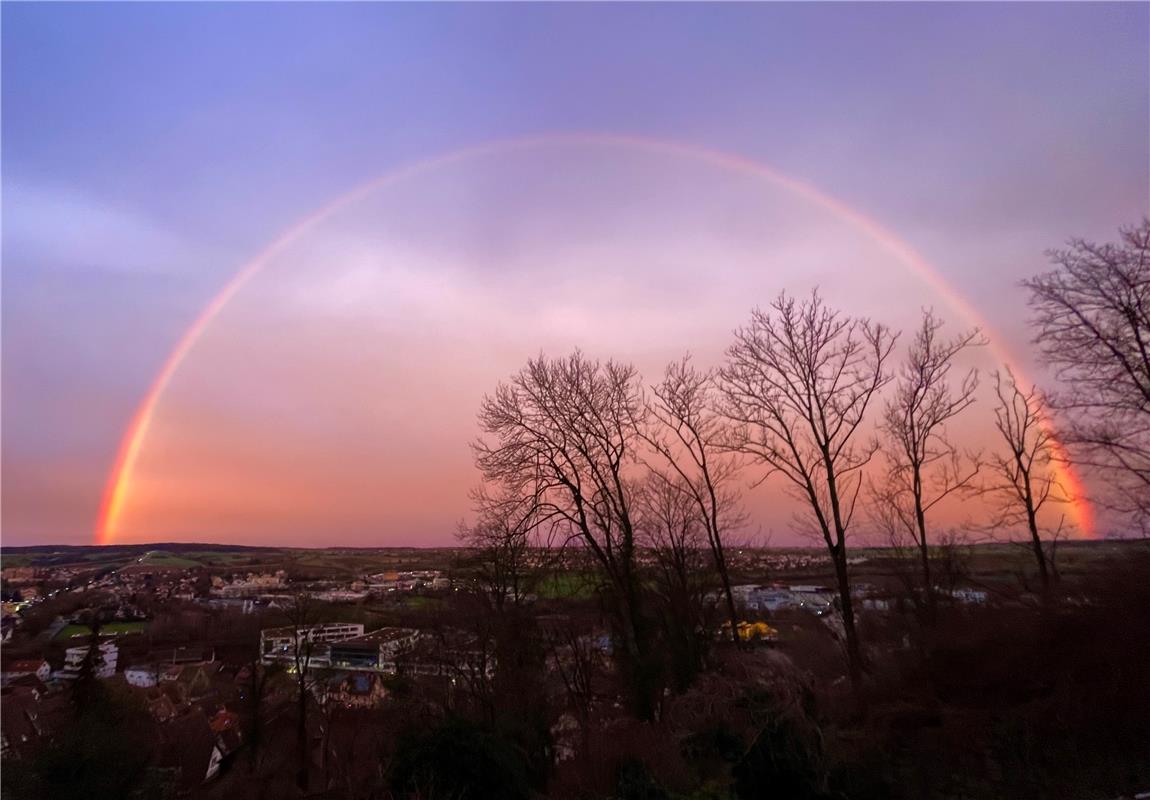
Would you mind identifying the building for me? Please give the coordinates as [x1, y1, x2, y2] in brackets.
[328, 627, 420, 673]
[1, 659, 50, 686]
[125, 664, 159, 688]
[310, 589, 370, 603]
[57, 642, 118, 680]
[156, 710, 224, 791]
[947, 587, 989, 605]
[316, 671, 390, 708]
[1, 687, 69, 760]
[730, 584, 836, 615]
[259, 622, 365, 666]
[216, 571, 287, 597]
[0, 568, 40, 584]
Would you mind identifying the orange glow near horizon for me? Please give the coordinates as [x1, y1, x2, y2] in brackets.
[95, 133, 1096, 545]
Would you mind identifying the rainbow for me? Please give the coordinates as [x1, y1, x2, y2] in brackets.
[95, 133, 1095, 544]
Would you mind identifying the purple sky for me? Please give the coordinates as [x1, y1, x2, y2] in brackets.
[2, 3, 1147, 547]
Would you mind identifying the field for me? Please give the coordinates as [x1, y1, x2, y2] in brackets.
[54, 621, 148, 641]
[537, 571, 597, 600]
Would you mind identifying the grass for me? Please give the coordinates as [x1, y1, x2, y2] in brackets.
[54, 621, 148, 640]
[537, 571, 597, 600]
[404, 595, 443, 610]
[136, 552, 202, 568]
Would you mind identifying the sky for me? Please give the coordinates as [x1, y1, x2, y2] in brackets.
[2, 2, 1148, 548]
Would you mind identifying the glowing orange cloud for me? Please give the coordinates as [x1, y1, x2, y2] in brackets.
[96, 133, 1094, 544]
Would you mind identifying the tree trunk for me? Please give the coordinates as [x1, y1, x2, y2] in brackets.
[918, 536, 936, 621]
[712, 536, 743, 646]
[296, 679, 309, 791]
[614, 578, 655, 721]
[831, 548, 864, 695]
[1027, 508, 1050, 592]
[913, 467, 937, 622]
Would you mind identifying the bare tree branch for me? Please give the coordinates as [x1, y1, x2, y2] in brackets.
[1024, 219, 1150, 530]
[871, 309, 985, 619]
[643, 355, 746, 645]
[717, 290, 896, 692]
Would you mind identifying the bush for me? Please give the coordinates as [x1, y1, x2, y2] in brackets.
[388, 717, 531, 800]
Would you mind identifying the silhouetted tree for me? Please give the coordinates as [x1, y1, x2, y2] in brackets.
[1024, 220, 1150, 531]
[644, 356, 745, 645]
[987, 369, 1068, 592]
[283, 588, 321, 791]
[636, 476, 710, 692]
[873, 310, 984, 620]
[8, 686, 159, 800]
[69, 613, 106, 714]
[459, 483, 551, 614]
[389, 718, 532, 800]
[240, 651, 283, 774]
[719, 291, 896, 692]
[457, 486, 556, 781]
[474, 352, 660, 719]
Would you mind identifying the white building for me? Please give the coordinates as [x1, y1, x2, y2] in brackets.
[259, 622, 365, 667]
[730, 584, 836, 615]
[124, 664, 159, 687]
[327, 628, 421, 673]
[58, 642, 118, 680]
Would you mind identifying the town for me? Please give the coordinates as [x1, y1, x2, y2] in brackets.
[1, 539, 1144, 798]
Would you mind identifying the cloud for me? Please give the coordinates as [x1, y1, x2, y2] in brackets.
[3, 182, 214, 274]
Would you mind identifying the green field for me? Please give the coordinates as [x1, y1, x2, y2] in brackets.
[54, 621, 148, 640]
[404, 595, 444, 610]
[136, 552, 203, 568]
[537, 571, 598, 600]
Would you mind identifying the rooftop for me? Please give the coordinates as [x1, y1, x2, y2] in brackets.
[336, 627, 419, 645]
[260, 621, 363, 637]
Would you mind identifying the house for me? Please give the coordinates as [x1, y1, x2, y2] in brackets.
[163, 645, 216, 665]
[157, 710, 224, 791]
[0, 687, 68, 760]
[215, 570, 286, 597]
[1, 659, 50, 686]
[145, 685, 182, 723]
[4, 674, 48, 698]
[161, 662, 222, 703]
[125, 664, 159, 688]
[0, 567, 40, 583]
[208, 708, 240, 736]
[947, 587, 990, 605]
[316, 671, 390, 708]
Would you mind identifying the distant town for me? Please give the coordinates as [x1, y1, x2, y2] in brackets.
[1, 538, 1142, 797]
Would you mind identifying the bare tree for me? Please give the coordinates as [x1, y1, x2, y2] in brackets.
[1023, 220, 1150, 531]
[987, 369, 1068, 593]
[636, 475, 711, 691]
[644, 356, 745, 645]
[283, 588, 321, 791]
[239, 636, 283, 774]
[873, 310, 984, 619]
[458, 483, 551, 615]
[473, 352, 658, 719]
[718, 291, 896, 691]
[542, 617, 602, 757]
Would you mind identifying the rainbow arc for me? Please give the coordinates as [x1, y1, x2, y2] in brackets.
[96, 133, 1094, 544]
